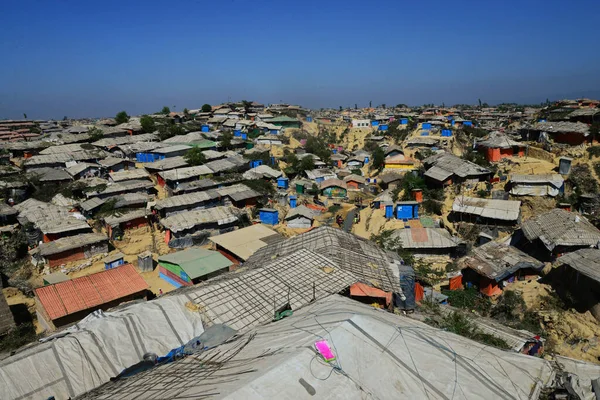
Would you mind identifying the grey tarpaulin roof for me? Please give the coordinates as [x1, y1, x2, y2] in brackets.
[160, 206, 241, 232]
[215, 183, 260, 202]
[510, 174, 564, 186]
[559, 248, 600, 283]
[209, 224, 283, 261]
[151, 145, 192, 154]
[143, 156, 188, 172]
[28, 167, 72, 182]
[285, 204, 316, 221]
[104, 209, 148, 227]
[39, 144, 88, 154]
[242, 165, 282, 180]
[24, 150, 108, 166]
[78, 295, 557, 400]
[461, 240, 544, 281]
[424, 165, 453, 182]
[98, 157, 132, 168]
[477, 132, 524, 149]
[243, 226, 402, 292]
[65, 163, 99, 177]
[392, 228, 462, 250]
[158, 165, 213, 181]
[423, 152, 491, 179]
[87, 180, 154, 197]
[533, 121, 590, 135]
[109, 169, 150, 182]
[452, 196, 521, 221]
[14, 198, 90, 234]
[522, 209, 600, 251]
[0, 203, 17, 217]
[204, 156, 245, 173]
[153, 190, 220, 211]
[38, 233, 107, 256]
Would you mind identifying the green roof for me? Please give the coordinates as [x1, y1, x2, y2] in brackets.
[158, 248, 231, 279]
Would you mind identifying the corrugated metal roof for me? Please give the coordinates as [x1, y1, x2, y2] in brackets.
[152, 144, 192, 154]
[35, 264, 148, 320]
[216, 183, 260, 202]
[452, 196, 521, 221]
[24, 150, 108, 166]
[109, 169, 150, 182]
[522, 209, 600, 251]
[392, 228, 462, 249]
[154, 190, 219, 211]
[559, 248, 600, 283]
[158, 165, 213, 181]
[39, 144, 87, 154]
[38, 233, 108, 256]
[160, 206, 241, 232]
[104, 209, 148, 227]
[143, 156, 188, 172]
[320, 178, 347, 190]
[423, 152, 490, 179]
[460, 241, 544, 281]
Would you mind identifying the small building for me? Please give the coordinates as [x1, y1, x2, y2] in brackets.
[28, 167, 73, 184]
[109, 168, 151, 183]
[103, 252, 125, 269]
[150, 145, 192, 160]
[378, 173, 404, 189]
[137, 250, 154, 272]
[508, 174, 564, 197]
[65, 163, 101, 180]
[424, 152, 491, 185]
[343, 174, 366, 189]
[143, 156, 189, 175]
[477, 132, 526, 162]
[384, 145, 404, 158]
[305, 168, 337, 184]
[35, 233, 109, 268]
[160, 206, 242, 246]
[320, 178, 347, 198]
[35, 264, 148, 331]
[351, 119, 371, 128]
[259, 208, 279, 225]
[98, 157, 136, 172]
[285, 205, 315, 229]
[520, 209, 600, 260]
[451, 196, 521, 226]
[209, 224, 283, 264]
[391, 228, 464, 257]
[268, 116, 302, 129]
[158, 248, 233, 288]
[525, 121, 590, 145]
[0, 203, 18, 234]
[556, 249, 600, 321]
[395, 201, 419, 220]
[153, 191, 220, 218]
[277, 176, 289, 189]
[384, 154, 416, 171]
[157, 165, 213, 193]
[460, 241, 544, 297]
[243, 165, 282, 181]
[104, 209, 149, 240]
[217, 184, 262, 208]
[559, 157, 573, 175]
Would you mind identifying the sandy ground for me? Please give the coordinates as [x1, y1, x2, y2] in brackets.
[507, 279, 600, 363]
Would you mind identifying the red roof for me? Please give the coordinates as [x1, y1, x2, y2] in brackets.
[36, 264, 148, 320]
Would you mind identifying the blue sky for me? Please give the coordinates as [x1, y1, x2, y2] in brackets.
[1, 0, 599, 119]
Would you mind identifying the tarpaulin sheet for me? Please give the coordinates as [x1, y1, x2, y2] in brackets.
[350, 282, 392, 306]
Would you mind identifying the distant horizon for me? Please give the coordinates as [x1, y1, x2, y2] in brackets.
[2, 0, 599, 120]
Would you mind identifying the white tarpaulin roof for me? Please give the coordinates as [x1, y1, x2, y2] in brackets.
[79, 296, 558, 400]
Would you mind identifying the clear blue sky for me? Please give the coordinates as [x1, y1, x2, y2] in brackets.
[1, 0, 599, 119]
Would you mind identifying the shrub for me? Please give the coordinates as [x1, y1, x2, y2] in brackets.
[443, 288, 493, 316]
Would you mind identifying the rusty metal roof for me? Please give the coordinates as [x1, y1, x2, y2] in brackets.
[35, 264, 148, 321]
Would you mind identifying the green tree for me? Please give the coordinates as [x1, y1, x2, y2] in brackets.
[88, 127, 104, 142]
[161, 106, 171, 114]
[183, 108, 189, 115]
[23, 113, 27, 119]
[201, 104, 212, 113]
[339, 106, 342, 111]
[220, 131, 233, 150]
[184, 147, 207, 166]
[299, 156, 315, 171]
[241, 100, 252, 112]
[140, 115, 156, 133]
[115, 111, 129, 124]
[371, 147, 385, 170]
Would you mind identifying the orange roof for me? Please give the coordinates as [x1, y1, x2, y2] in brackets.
[36, 264, 148, 320]
[350, 282, 392, 306]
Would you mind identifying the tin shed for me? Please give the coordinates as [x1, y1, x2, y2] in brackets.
[259, 208, 279, 225]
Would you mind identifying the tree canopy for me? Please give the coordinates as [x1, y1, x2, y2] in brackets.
[220, 131, 234, 150]
[161, 106, 171, 114]
[184, 147, 207, 166]
[115, 111, 129, 124]
[201, 104, 212, 113]
[140, 115, 156, 133]
[371, 147, 385, 170]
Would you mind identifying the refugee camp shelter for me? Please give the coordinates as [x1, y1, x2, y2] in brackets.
[451, 196, 521, 225]
[42, 271, 70, 286]
[284, 205, 315, 229]
[395, 201, 419, 220]
[209, 224, 283, 264]
[153, 191, 220, 217]
[75, 295, 559, 400]
[158, 248, 233, 287]
[460, 241, 544, 296]
[508, 174, 564, 197]
[391, 227, 463, 256]
[34, 233, 108, 268]
[477, 132, 526, 162]
[259, 208, 279, 225]
[556, 249, 600, 321]
[35, 264, 148, 330]
[137, 250, 154, 272]
[423, 152, 491, 185]
[343, 174, 366, 189]
[520, 209, 600, 259]
[243, 226, 402, 293]
[320, 178, 347, 198]
[104, 209, 148, 240]
[160, 206, 241, 245]
[528, 121, 590, 145]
